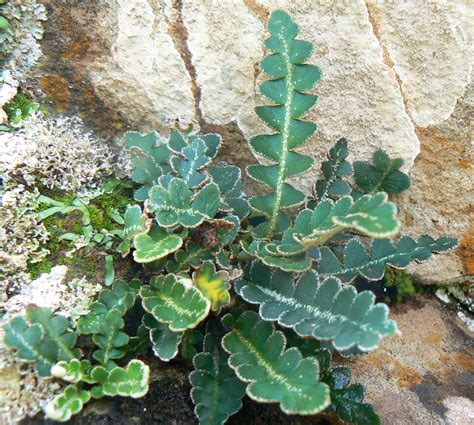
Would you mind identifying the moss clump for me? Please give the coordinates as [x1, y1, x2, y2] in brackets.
[26, 259, 54, 280]
[383, 268, 419, 304]
[28, 184, 134, 282]
[88, 185, 134, 231]
[3, 92, 46, 125]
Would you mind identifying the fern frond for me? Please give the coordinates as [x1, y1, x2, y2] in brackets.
[248, 10, 321, 237]
[190, 332, 245, 425]
[222, 309, 330, 414]
[235, 262, 398, 353]
[315, 235, 458, 282]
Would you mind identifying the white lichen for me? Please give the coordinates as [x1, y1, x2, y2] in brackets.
[0, 112, 113, 420]
[0, 70, 19, 124]
[5, 266, 102, 321]
[0, 0, 47, 78]
[0, 112, 115, 192]
[0, 185, 49, 309]
[0, 338, 61, 425]
[0, 263, 101, 423]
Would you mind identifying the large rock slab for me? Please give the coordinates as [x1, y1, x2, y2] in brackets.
[28, 0, 472, 283]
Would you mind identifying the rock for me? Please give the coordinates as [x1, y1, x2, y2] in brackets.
[400, 85, 473, 283]
[343, 294, 474, 424]
[365, 0, 473, 127]
[4, 265, 101, 318]
[27, 0, 472, 283]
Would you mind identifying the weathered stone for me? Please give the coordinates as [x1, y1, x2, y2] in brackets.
[28, 0, 473, 283]
[366, 0, 473, 127]
[182, 0, 264, 126]
[90, 0, 195, 131]
[343, 295, 474, 424]
[400, 85, 473, 283]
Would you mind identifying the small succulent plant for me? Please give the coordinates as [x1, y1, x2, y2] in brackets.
[4, 10, 457, 424]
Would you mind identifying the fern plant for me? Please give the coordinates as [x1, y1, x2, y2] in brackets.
[3, 10, 458, 424]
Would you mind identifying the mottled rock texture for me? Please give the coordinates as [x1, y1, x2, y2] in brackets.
[344, 295, 474, 425]
[30, 0, 472, 284]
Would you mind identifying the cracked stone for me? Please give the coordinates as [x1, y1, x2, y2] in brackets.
[89, 0, 195, 132]
[366, 0, 473, 127]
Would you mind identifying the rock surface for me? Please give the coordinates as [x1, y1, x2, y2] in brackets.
[27, 0, 473, 284]
[344, 294, 474, 424]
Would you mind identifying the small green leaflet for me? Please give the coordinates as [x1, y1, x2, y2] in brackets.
[314, 138, 352, 200]
[90, 359, 150, 399]
[125, 131, 171, 201]
[166, 240, 212, 273]
[51, 359, 92, 384]
[123, 205, 147, 240]
[76, 280, 137, 334]
[354, 149, 410, 195]
[242, 240, 312, 273]
[4, 308, 79, 377]
[148, 178, 220, 228]
[207, 162, 250, 219]
[222, 309, 330, 415]
[76, 280, 138, 367]
[133, 226, 183, 263]
[235, 262, 399, 353]
[104, 255, 115, 286]
[190, 332, 245, 425]
[171, 138, 212, 188]
[44, 385, 91, 422]
[140, 274, 211, 332]
[143, 313, 182, 362]
[294, 192, 400, 246]
[324, 366, 380, 425]
[169, 130, 222, 159]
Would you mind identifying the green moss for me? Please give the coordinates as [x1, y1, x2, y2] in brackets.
[3, 92, 47, 125]
[88, 205, 108, 229]
[27, 259, 54, 280]
[383, 268, 419, 304]
[29, 182, 135, 282]
[88, 185, 134, 231]
[37, 188, 76, 209]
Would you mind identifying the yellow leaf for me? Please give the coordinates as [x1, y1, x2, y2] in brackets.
[193, 261, 230, 310]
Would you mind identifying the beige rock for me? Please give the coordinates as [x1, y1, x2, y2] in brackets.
[366, 0, 473, 127]
[182, 0, 264, 126]
[89, 0, 195, 131]
[444, 396, 474, 425]
[400, 84, 473, 283]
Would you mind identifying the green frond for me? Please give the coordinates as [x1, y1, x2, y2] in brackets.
[222, 309, 330, 414]
[248, 10, 321, 237]
[190, 333, 245, 425]
[235, 262, 399, 353]
[315, 235, 459, 282]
